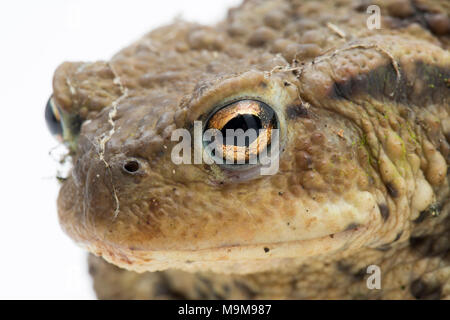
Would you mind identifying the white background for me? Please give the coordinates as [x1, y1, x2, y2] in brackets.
[0, 0, 240, 299]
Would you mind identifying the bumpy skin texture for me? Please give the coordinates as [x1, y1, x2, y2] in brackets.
[52, 0, 450, 299]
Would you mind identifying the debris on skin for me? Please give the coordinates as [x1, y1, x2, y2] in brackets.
[65, 77, 76, 96]
[378, 203, 390, 221]
[326, 22, 346, 39]
[48, 144, 72, 182]
[414, 203, 442, 223]
[97, 63, 129, 219]
[333, 129, 345, 139]
[301, 43, 402, 97]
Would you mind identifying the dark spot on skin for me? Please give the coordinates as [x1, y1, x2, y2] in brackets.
[234, 281, 257, 299]
[198, 276, 213, 289]
[336, 261, 352, 274]
[414, 210, 429, 224]
[88, 263, 97, 277]
[344, 223, 359, 231]
[424, 13, 450, 36]
[410, 279, 442, 300]
[264, 247, 270, 253]
[414, 203, 442, 223]
[386, 0, 450, 36]
[410, 231, 450, 258]
[354, 0, 371, 12]
[375, 244, 391, 252]
[378, 203, 390, 221]
[194, 285, 210, 299]
[278, 191, 284, 196]
[409, 236, 428, 253]
[259, 81, 267, 88]
[289, 278, 297, 293]
[153, 280, 170, 297]
[286, 103, 309, 119]
[154, 277, 185, 299]
[150, 272, 189, 299]
[385, 182, 398, 198]
[197, 276, 226, 300]
[376, 230, 404, 250]
[222, 284, 231, 295]
[329, 61, 450, 106]
[394, 231, 403, 242]
[382, 11, 424, 29]
[353, 268, 366, 281]
[337, 261, 366, 281]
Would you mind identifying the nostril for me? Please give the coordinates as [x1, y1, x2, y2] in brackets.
[123, 160, 140, 173]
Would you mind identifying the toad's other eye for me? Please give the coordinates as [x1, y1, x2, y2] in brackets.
[45, 95, 63, 141]
[204, 99, 278, 165]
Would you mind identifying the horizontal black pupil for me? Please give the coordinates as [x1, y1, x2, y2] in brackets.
[221, 114, 262, 147]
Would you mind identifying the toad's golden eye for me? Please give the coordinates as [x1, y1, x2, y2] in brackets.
[204, 99, 278, 164]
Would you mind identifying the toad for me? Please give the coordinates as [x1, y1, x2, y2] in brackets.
[46, 0, 450, 299]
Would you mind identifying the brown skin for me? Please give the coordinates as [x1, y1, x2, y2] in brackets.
[50, 0, 450, 299]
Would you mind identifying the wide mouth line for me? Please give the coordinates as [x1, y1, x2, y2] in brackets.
[107, 224, 366, 255]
